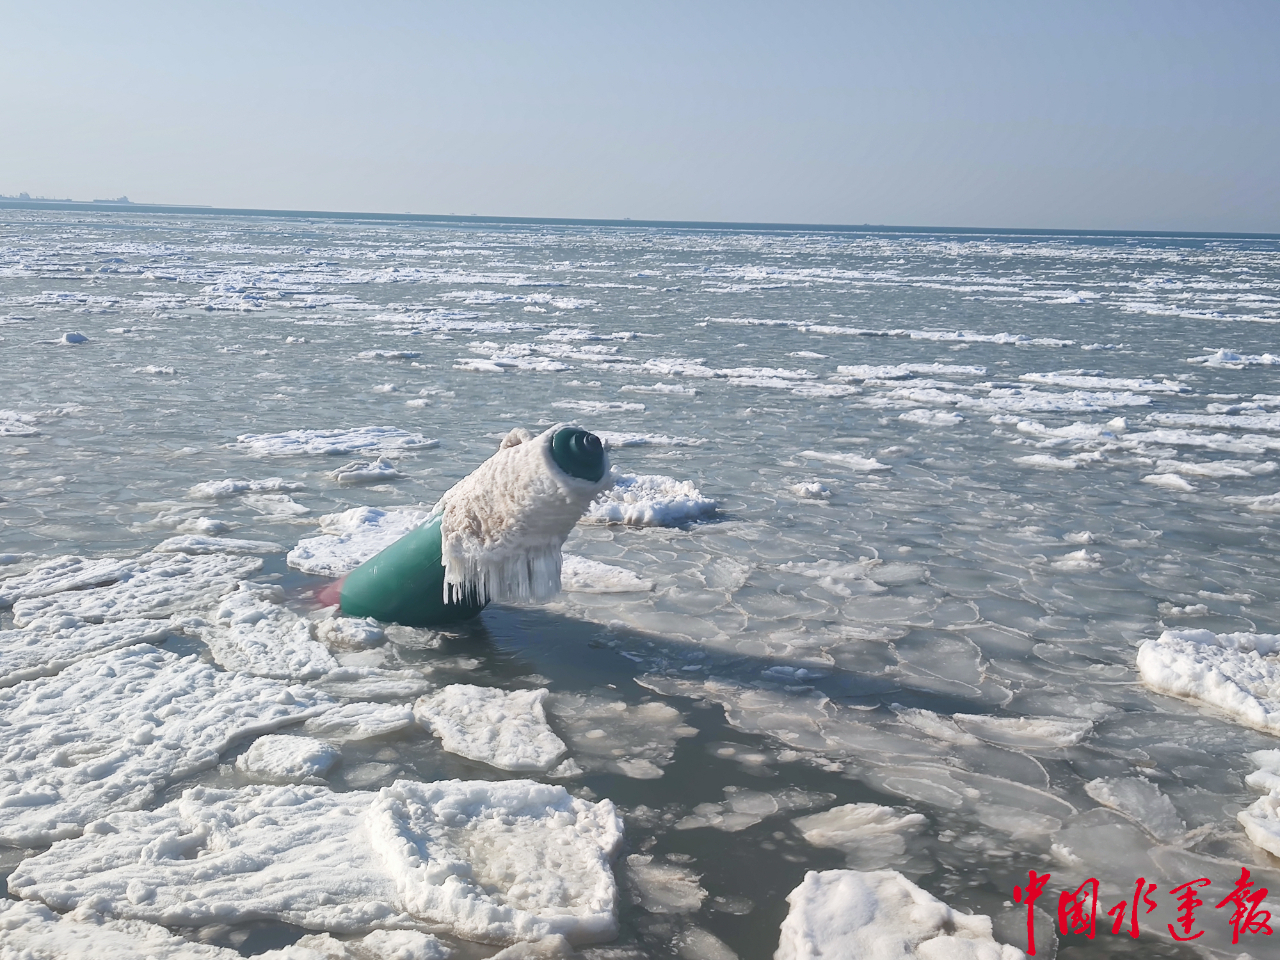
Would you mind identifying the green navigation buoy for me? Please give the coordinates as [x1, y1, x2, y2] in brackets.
[332, 426, 609, 627]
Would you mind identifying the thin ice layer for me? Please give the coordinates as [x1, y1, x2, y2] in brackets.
[775, 869, 1025, 960]
[0, 615, 172, 687]
[560, 555, 654, 594]
[368, 779, 624, 944]
[585, 473, 716, 526]
[12, 553, 263, 626]
[234, 426, 438, 456]
[153, 535, 284, 555]
[414, 685, 567, 772]
[288, 506, 430, 578]
[0, 555, 142, 607]
[0, 644, 332, 845]
[545, 693, 697, 779]
[1136, 628, 1280, 735]
[793, 804, 928, 871]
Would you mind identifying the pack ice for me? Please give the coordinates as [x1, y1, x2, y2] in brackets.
[9, 779, 624, 946]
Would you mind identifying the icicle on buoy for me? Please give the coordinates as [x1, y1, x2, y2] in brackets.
[331, 424, 611, 627]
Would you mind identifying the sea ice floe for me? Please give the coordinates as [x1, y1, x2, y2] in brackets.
[328, 457, 405, 485]
[153, 534, 284, 555]
[674, 785, 832, 832]
[356, 350, 422, 360]
[1141, 473, 1196, 491]
[560, 555, 654, 593]
[181, 581, 338, 680]
[9, 779, 623, 945]
[594, 431, 704, 447]
[774, 869, 1024, 960]
[545, 693, 697, 779]
[797, 450, 890, 472]
[414, 685, 567, 772]
[899, 409, 965, 426]
[0, 615, 171, 687]
[11, 553, 263, 627]
[617, 382, 700, 396]
[1137, 627, 1280, 734]
[585, 473, 717, 526]
[793, 803, 927, 870]
[789, 481, 831, 499]
[1084, 777, 1184, 843]
[234, 426, 438, 456]
[0, 554, 142, 607]
[302, 702, 416, 742]
[1229, 491, 1280, 512]
[288, 506, 430, 577]
[552, 400, 646, 414]
[235, 734, 341, 781]
[1153, 458, 1276, 478]
[1187, 348, 1280, 367]
[836, 363, 987, 379]
[0, 644, 331, 845]
[1019, 371, 1190, 393]
[1149, 412, 1280, 433]
[188, 477, 305, 499]
[621, 854, 707, 915]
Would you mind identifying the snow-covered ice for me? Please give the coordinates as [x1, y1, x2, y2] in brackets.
[774, 870, 1024, 960]
[560, 555, 654, 593]
[234, 427, 438, 456]
[414, 686, 567, 772]
[585, 473, 717, 526]
[236, 734, 341, 781]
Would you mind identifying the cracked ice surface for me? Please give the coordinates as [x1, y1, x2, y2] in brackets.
[0, 645, 333, 846]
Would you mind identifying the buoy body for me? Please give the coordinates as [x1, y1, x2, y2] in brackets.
[332, 425, 609, 628]
[338, 515, 486, 626]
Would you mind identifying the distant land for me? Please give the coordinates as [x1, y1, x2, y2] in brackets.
[1, 194, 1277, 241]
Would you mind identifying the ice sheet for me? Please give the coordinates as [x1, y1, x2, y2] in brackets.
[560, 555, 654, 594]
[235, 734, 341, 781]
[0, 615, 171, 687]
[545, 693, 697, 779]
[153, 535, 284, 555]
[0, 645, 331, 845]
[775, 869, 1024, 960]
[414, 685, 567, 772]
[793, 803, 927, 870]
[329, 457, 406, 485]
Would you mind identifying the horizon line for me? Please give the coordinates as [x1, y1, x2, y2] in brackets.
[1, 196, 1277, 242]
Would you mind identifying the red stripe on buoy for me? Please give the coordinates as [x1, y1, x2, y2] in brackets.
[316, 575, 346, 609]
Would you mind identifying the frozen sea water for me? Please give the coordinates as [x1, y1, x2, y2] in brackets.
[3, 210, 1280, 958]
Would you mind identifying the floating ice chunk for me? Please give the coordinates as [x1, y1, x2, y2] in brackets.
[236, 735, 341, 781]
[59, 332, 89, 344]
[1137, 628, 1280, 734]
[1249, 750, 1280, 793]
[675, 786, 833, 832]
[1150, 412, 1280, 433]
[622, 855, 706, 914]
[618, 382, 700, 396]
[546, 693, 697, 779]
[0, 899, 253, 960]
[189, 477, 305, 499]
[292, 930, 455, 960]
[836, 363, 986, 379]
[1154, 458, 1276, 478]
[1124, 428, 1280, 456]
[0, 409, 40, 436]
[187, 582, 338, 680]
[1229, 491, 1280, 512]
[586, 473, 717, 526]
[1020, 371, 1190, 393]
[133, 365, 176, 374]
[1238, 792, 1280, 859]
[790, 481, 831, 499]
[414, 685, 567, 772]
[951, 713, 1093, 749]
[0, 555, 141, 606]
[1188, 349, 1280, 368]
[153, 534, 284, 555]
[356, 350, 422, 360]
[594, 431, 704, 447]
[899, 409, 964, 426]
[328, 457, 405, 485]
[560, 555, 654, 593]
[1084, 777, 1184, 843]
[0, 645, 331, 845]
[1049, 549, 1102, 571]
[790, 382, 862, 398]
[797, 450, 890, 472]
[235, 427, 438, 456]
[288, 507, 430, 577]
[552, 400, 646, 414]
[1141, 473, 1195, 491]
[793, 804, 927, 870]
[303, 702, 416, 742]
[243, 493, 310, 517]
[775, 869, 1024, 960]
[0, 616, 171, 687]
[12, 553, 263, 626]
[369, 779, 624, 943]
[1015, 454, 1080, 470]
[175, 517, 236, 535]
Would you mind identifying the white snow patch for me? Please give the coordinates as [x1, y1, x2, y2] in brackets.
[586, 473, 717, 526]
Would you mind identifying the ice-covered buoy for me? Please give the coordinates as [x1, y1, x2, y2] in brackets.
[331, 424, 611, 627]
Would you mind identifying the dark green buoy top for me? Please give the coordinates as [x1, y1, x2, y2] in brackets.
[551, 427, 606, 482]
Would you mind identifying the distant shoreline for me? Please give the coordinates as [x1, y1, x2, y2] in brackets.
[1, 197, 1276, 241]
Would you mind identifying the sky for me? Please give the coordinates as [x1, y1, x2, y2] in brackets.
[1, 1, 1278, 232]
